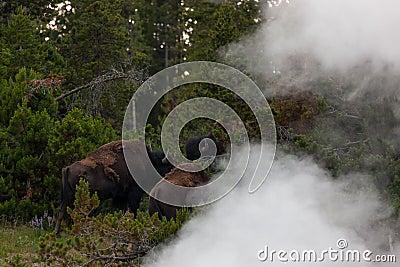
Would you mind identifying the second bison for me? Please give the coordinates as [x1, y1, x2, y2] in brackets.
[148, 163, 210, 220]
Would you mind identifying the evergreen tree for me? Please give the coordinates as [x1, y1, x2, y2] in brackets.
[0, 7, 65, 80]
[60, 0, 131, 85]
[0, 67, 115, 218]
[0, 0, 59, 26]
[159, 0, 262, 141]
[135, 0, 186, 73]
[122, 0, 153, 68]
[184, 0, 260, 61]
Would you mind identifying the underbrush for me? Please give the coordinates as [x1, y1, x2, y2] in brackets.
[1, 179, 190, 266]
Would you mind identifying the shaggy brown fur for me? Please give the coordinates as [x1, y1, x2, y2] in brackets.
[56, 140, 158, 234]
[148, 163, 210, 220]
[163, 163, 210, 187]
[79, 140, 143, 182]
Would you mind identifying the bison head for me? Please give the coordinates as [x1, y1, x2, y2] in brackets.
[185, 133, 226, 161]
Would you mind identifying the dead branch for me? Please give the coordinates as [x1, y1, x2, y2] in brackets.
[277, 125, 293, 142]
[327, 105, 362, 119]
[55, 69, 142, 101]
[83, 250, 148, 267]
[331, 139, 370, 151]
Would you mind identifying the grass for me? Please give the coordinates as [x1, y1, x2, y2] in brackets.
[0, 219, 48, 266]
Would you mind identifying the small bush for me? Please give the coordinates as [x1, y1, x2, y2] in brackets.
[39, 179, 190, 266]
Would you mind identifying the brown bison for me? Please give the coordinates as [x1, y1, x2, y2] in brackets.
[55, 140, 173, 234]
[148, 163, 210, 220]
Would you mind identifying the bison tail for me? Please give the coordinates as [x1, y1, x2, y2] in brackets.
[55, 167, 70, 235]
[61, 167, 70, 203]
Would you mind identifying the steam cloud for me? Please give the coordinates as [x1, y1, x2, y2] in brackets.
[264, 0, 400, 70]
[224, 0, 400, 97]
[222, 1, 400, 144]
[144, 145, 396, 266]
[143, 1, 400, 266]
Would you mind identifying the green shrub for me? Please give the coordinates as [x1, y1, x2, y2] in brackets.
[0, 69, 116, 220]
[39, 179, 190, 266]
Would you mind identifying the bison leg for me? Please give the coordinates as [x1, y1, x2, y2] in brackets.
[55, 202, 66, 235]
[127, 187, 143, 216]
[148, 197, 180, 221]
[148, 197, 161, 219]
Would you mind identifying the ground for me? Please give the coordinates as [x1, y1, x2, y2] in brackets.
[0, 223, 42, 266]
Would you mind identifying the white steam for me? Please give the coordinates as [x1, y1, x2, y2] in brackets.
[231, 0, 400, 72]
[263, 0, 400, 70]
[222, 0, 400, 144]
[144, 145, 397, 266]
[142, 1, 400, 265]
[223, 0, 400, 98]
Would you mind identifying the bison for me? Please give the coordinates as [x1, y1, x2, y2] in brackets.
[184, 133, 226, 161]
[148, 163, 210, 220]
[55, 140, 173, 234]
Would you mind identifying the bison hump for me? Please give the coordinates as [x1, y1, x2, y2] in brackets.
[80, 140, 146, 181]
[164, 163, 210, 187]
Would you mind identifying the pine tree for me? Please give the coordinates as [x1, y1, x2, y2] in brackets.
[184, 0, 260, 61]
[0, 0, 59, 26]
[159, 0, 262, 141]
[135, 0, 186, 74]
[60, 0, 131, 86]
[0, 7, 65, 80]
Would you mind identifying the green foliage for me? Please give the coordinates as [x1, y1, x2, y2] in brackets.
[0, 5, 69, 219]
[1, 99, 54, 202]
[283, 101, 400, 214]
[60, 0, 131, 85]
[0, 97, 54, 216]
[0, 7, 64, 80]
[0, 68, 60, 127]
[0, 68, 116, 219]
[160, 82, 259, 149]
[135, 0, 185, 73]
[39, 179, 190, 266]
[0, 74, 25, 127]
[47, 108, 117, 172]
[54, 0, 150, 128]
[0, 0, 60, 26]
[122, 0, 152, 68]
[388, 176, 400, 216]
[270, 91, 321, 134]
[147, 1, 262, 145]
[185, 0, 260, 62]
[0, 196, 47, 219]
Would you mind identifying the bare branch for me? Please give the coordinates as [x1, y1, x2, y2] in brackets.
[331, 138, 370, 151]
[83, 250, 148, 266]
[327, 105, 362, 119]
[55, 69, 143, 101]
